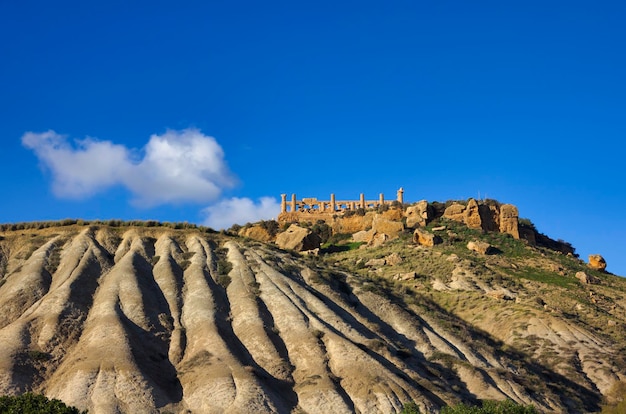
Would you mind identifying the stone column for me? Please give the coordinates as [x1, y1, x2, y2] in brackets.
[360, 193, 365, 209]
[397, 187, 404, 204]
[379, 193, 384, 206]
[330, 194, 336, 211]
[281, 194, 287, 213]
[291, 194, 297, 212]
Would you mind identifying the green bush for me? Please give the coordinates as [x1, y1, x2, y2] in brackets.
[441, 400, 538, 414]
[0, 392, 86, 413]
[311, 220, 332, 244]
[401, 401, 421, 413]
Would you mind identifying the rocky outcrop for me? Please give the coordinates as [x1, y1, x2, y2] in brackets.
[371, 215, 404, 239]
[0, 223, 622, 414]
[413, 228, 442, 247]
[499, 204, 520, 239]
[368, 232, 390, 247]
[405, 200, 431, 228]
[443, 203, 465, 223]
[275, 224, 321, 252]
[443, 200, 520, 239]
[239, 224, 273, 242]
[588, 254, 607, 271]
[464, 199, 482, 229]
[333, 213, 375, 234]
[352, 230, 371, 243]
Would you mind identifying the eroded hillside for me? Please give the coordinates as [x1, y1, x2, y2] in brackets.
[0, 223, 624, 413]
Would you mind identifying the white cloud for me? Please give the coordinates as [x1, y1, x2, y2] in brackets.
[201, 197, 281, 230]
[22, 128, 235, 207]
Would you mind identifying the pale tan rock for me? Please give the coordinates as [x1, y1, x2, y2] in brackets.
[588, 254, 607, 271]
[333, 213, 375, 234]
[499, 204, 520, 239]
[384, 252, 403, 266]
[467, 240, 493, 255]
[394, 272, 417, 281]
[371, 215, 404, 239]
[576, 271, 600, 284]
[275, 224, 321, 252]
[486, 289, 515, 301]
[380, 207, 404, 221]
[239, 225, 273, 242]
[443, 203, 465, 222]
[365, 258, 386, 267]
[368, 232, 390, 247]
[464, 199, 482, 229]
[405, 200, 430, 228]
[413, 228, 441, 247]
[352, 230, 373, 243]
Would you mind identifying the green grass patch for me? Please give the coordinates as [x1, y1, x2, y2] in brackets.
[512, 266, 576, 288]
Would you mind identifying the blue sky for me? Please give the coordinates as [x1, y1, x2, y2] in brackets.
[1, 1, 625, 275]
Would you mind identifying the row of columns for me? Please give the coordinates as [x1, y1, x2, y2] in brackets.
[280, 188, 404, 213]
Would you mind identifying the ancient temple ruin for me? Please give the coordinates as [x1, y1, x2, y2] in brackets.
[280, 188, 404, 213]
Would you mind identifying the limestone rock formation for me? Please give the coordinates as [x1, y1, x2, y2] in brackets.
[499, 204, 520, 239]
[442, 200, 520, 239]
[239, 224, 273, 242]
[275, 224, 321, 252]
[443, 203, 465, 223]
[588, 254, 607, 271]
[371, 215, 404, 240]
[464, 199, 482, 229]
[352, 230, 372, 243]
[576, 271, 600, 284]
[467, 240, 493, 255]
[333, 213, 375, 234]
[413, 228, 442, 247]
[393, 272, 418, 281]
[368, 232, 390, 247]
[405, 200, 430, 228]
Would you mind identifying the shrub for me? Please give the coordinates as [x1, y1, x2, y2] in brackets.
[259, 220, 280, 237]
[0, 392, 86, 413]
[441, 400, 538, 414]
[401, 402, 421, 413]
[311, 220, 332, 244]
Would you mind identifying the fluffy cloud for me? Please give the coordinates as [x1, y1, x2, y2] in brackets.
[202, 197, 281, 230]
[22, 128, 235, 207]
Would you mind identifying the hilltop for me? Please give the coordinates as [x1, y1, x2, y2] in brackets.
[0, 199, 624, 413]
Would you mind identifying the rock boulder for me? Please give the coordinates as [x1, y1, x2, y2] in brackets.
[275, 224, 322, 252]
[405, 200, 430, 228]
[588, 254, 607, 271]
[443, 203, 465, 222]
[239, 225, 273, 242]
[467, 240, 494, 255]
[413, 228, 442, 247]
[575, 271, 600, 284]
[371, 215, 404, 239]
